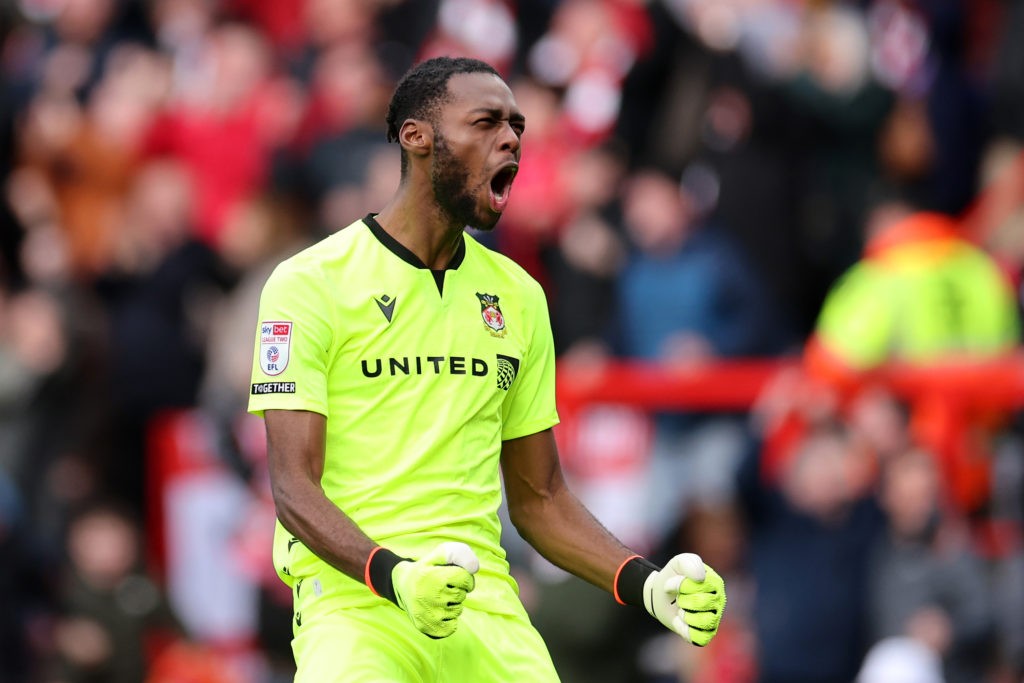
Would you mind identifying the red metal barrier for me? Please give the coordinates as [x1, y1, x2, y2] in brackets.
[556, 352, 1024, 514]
[556, 353, 1024, 413]
[556, 359, 789, 414]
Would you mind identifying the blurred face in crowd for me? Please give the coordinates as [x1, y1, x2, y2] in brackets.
[565, 146, 626, 211]
[685, 503, 746, 574]
[847, 388, 911, 459]
[150, 0, 210, 44]
[314, 43, 389, 126]
[623, 171, 694, 255]
[220, 198, 279, 270]
[802, 5, 870, 94]
[427, 72, 524, 231]
[881, 450, 942, 539]
[879, 99, 935, 182]
[784, 426, 868, 520]
[56, 0, 115, 43]
[510, 78, 561, 139]
[304, 0, 376, 47]
[120, 160, 193, 268]
[209, 24, 271, 108]
[68, 510, 139, 591]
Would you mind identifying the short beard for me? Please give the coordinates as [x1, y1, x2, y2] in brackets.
[431, 133, 496, 231]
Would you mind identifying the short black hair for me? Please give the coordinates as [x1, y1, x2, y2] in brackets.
[385, 56, 500, 173]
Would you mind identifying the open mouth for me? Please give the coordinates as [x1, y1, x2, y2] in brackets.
[488, 164, 518, 213]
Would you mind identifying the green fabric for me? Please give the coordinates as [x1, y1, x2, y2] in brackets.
[249, 218, 559, 617]
[816, 239, 1020, 369]
[290, 598, 560, 682]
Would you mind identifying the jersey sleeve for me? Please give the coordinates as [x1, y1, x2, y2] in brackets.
[248, 259, 334, 418]
[500, 281, 559, 440]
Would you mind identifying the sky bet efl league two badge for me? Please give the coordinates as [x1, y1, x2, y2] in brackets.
[260, 321, 292, 375]
[476, 292, 506, 338]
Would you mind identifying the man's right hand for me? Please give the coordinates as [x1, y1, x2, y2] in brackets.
[391, 542, 479, 638]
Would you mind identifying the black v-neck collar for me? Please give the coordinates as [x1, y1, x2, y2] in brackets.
[362, 214, 466, 271]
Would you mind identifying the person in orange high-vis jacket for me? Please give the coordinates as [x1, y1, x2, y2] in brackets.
[803, 203, 1020, 511]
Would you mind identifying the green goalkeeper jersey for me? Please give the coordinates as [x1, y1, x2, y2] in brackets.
[248, 215, 559, 615]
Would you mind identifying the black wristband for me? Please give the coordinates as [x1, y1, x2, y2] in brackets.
[614, 556, 660, 608]
[366, 547, 409, 606]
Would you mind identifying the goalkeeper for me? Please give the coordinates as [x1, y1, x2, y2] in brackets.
[248, 56, 726, 682]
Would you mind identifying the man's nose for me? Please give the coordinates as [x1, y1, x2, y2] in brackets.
[498, 122, 520, 155]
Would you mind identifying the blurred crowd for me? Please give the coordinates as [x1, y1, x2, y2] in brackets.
[1, 0, 1024, 681]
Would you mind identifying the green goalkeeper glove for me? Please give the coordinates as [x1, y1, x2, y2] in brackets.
[614, 552, 726, 646]
[366, 542, 480, 638]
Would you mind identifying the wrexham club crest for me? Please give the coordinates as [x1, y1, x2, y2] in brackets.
[475, 292, 506, 337]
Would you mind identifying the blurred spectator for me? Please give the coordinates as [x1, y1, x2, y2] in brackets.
[0, 469, 48, 682]
[737, 420, 884, 683]
[616, 168, 793, 546]
[297, 42, 393, 224]
[144, 22, 302, 246]
[0, 163, 109, 548]
[525, 0, 651, 144]
[544, 142, 629, 356]
[866, 449, 994, 683]
[200, 193, 312, 479]
[857, 636, 946, 683]
[312, 143, 401, 233]
[526, 570, 649, 683]
[5, 0, 131, 106]
[868, 0, 988, 217]
[17, 44, 169, 279]
[783, 4, 893, 301]
[808, 209, 1019, 370]
[645, 500, 756, 683]
[617, 0, 819, 334]
[965, 138, 1024, 321]
[49, 501, 182, 683]
[289, 0, 382, 78]
[94, 159, 230, 513]
[990, 0, 1024, 143]
[988, 416, 1024, 682]
[805, 201, 1020, 511]
[197, 193, 313, 678]
[0, 284, 106, 552]
[421, 0, 519, 76]
[992, 533, 1024, 683]
[614, 0, 711, 178]
[494, 77, 585, 287]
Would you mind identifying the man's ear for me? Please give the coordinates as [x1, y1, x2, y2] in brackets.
[399, 119, 432, 160]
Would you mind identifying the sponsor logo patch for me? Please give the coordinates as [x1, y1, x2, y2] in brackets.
[251, 382, 297, 395]
[259, 321, 292, 375]
[495, 354, 520, 390]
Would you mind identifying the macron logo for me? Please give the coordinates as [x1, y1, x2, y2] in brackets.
[375, 295, 396, 323]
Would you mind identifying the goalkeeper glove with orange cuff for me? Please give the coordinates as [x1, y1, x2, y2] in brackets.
[614, 552, 726, 646]
[366, 541, 479, 638]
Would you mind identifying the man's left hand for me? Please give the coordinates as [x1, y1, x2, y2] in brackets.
[643, 553, 726, 646]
